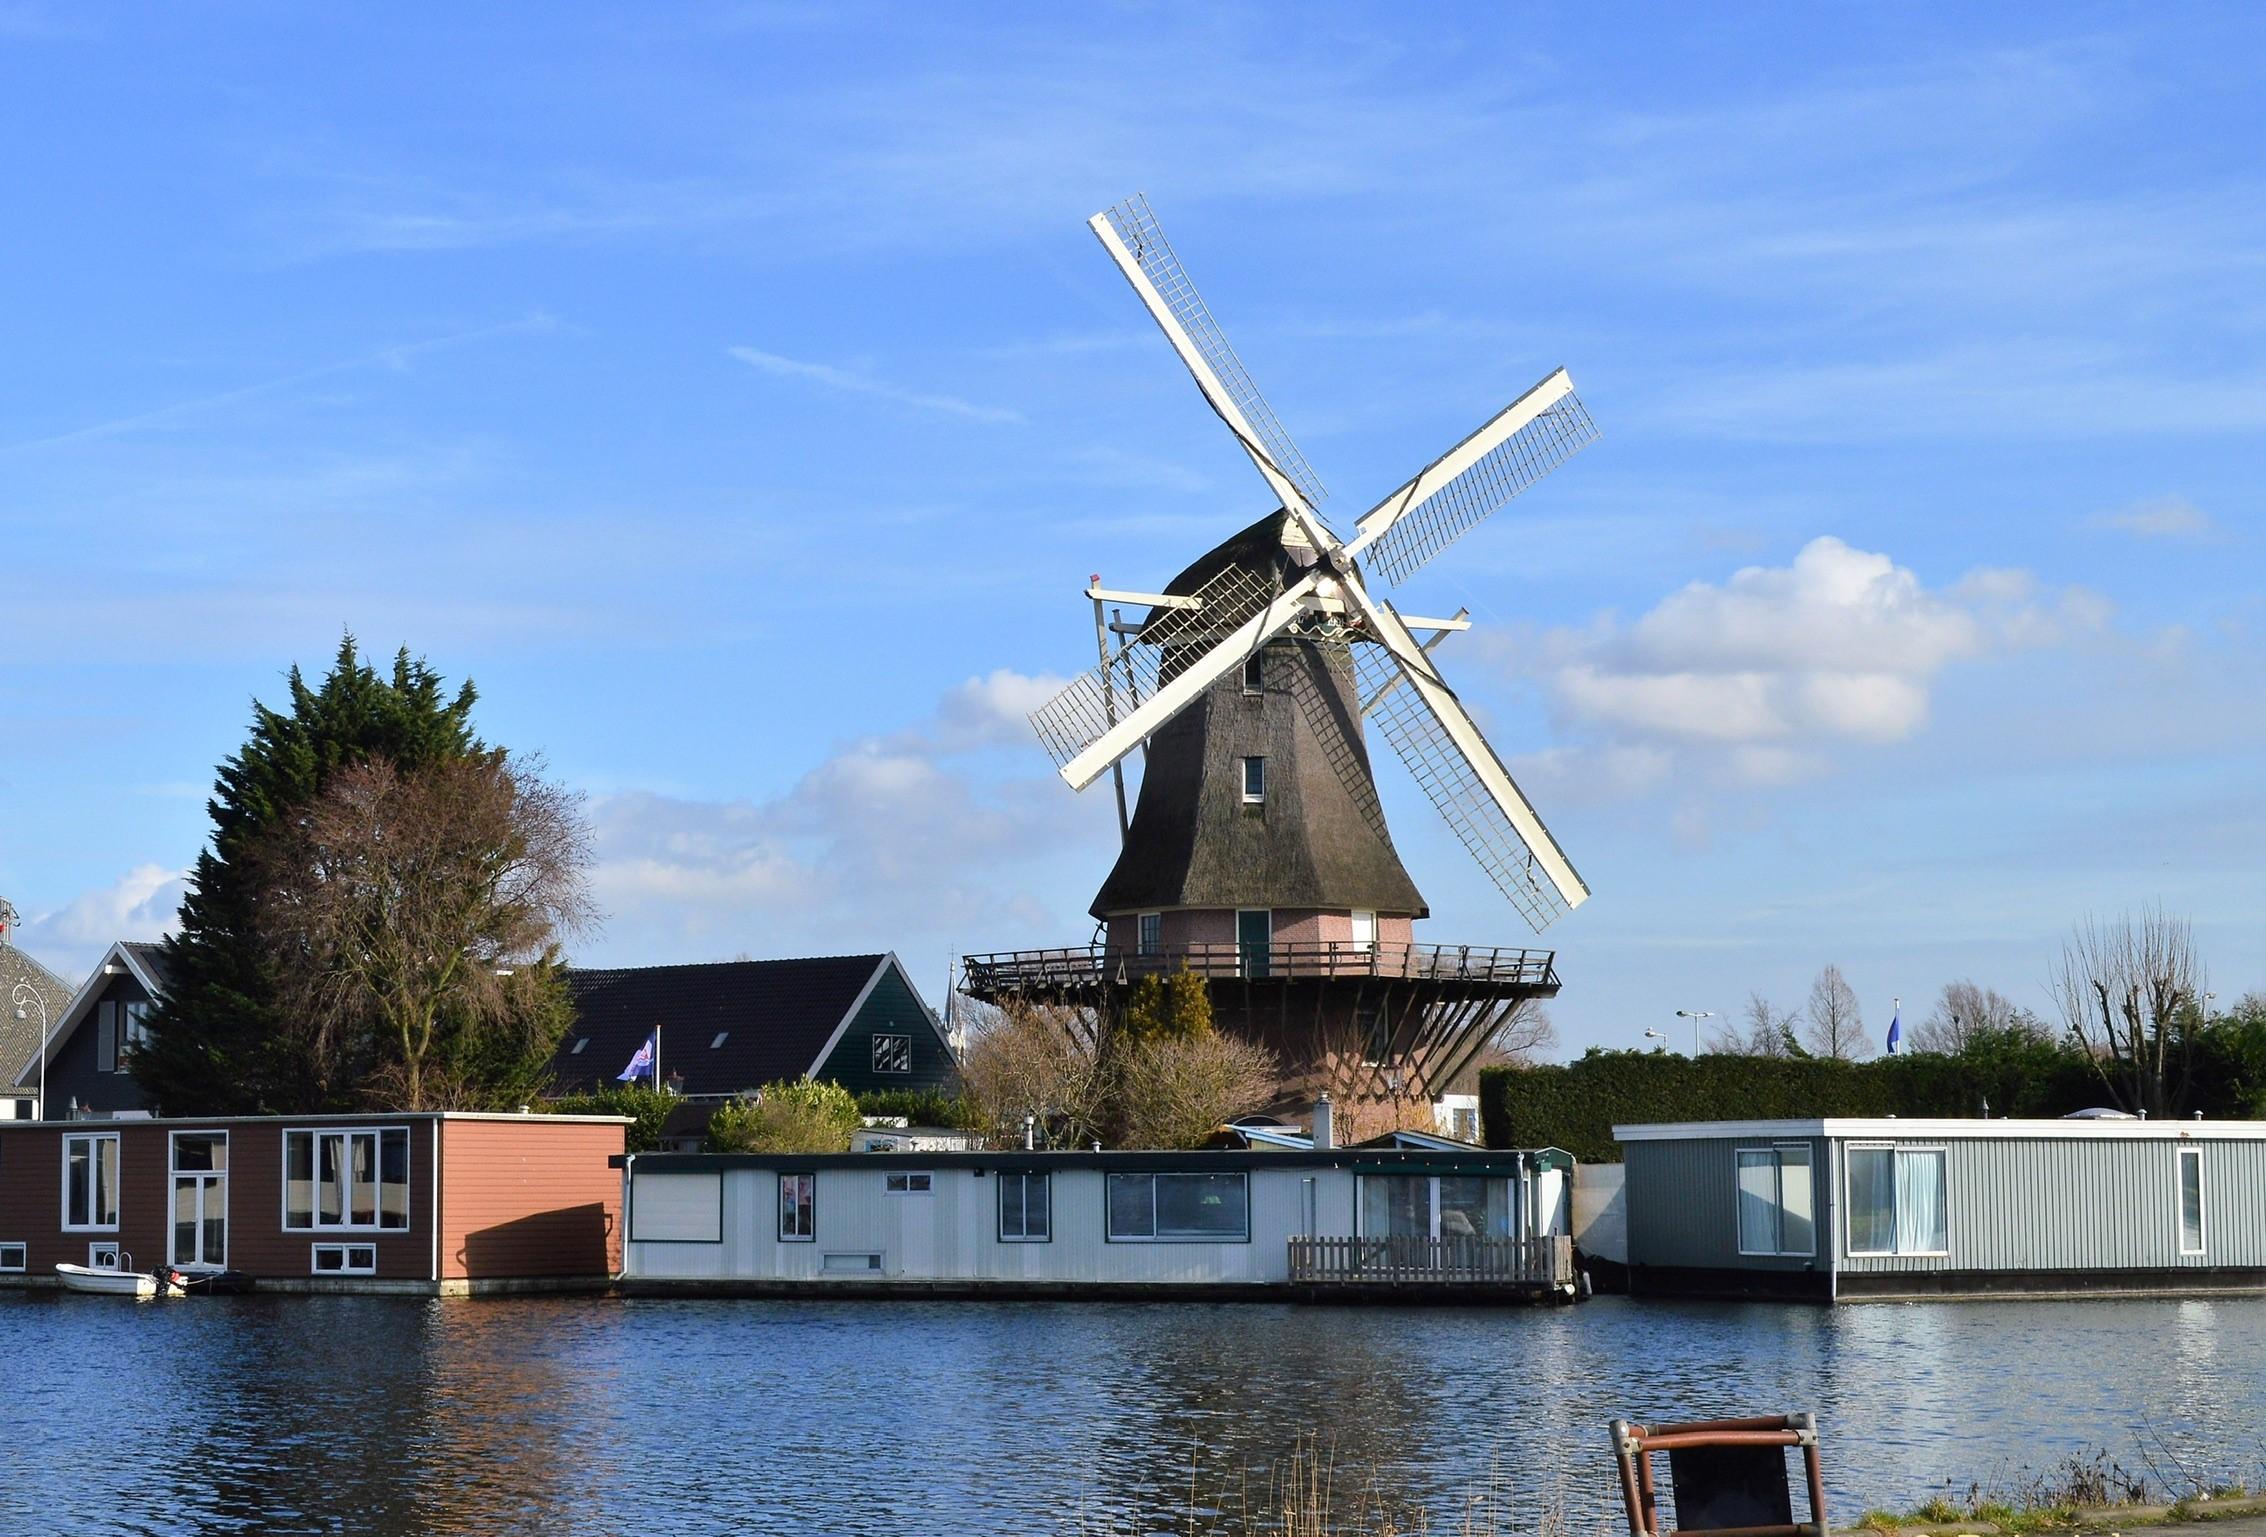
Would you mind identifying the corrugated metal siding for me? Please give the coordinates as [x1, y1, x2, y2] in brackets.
[1624, 1137, 1830, 1272]
[1835, 1134, 2266, 1274]
[438, 1119, 624, 1280]
[626, 1163, 1367, 1284]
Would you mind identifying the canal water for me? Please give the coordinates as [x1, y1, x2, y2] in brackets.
[4, 1292, 2261, 1535]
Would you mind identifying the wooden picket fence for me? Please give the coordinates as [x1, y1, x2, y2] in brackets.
[1287, 1234, 1574, 1289]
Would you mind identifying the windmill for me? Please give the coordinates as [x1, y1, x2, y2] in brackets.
[967, 195, 1601, 1122]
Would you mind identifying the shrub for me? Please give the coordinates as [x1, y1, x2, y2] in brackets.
[854, 1087, 981, 1129]
[542, 1083, 675, 1153]
[706, 1077, 861, 1153]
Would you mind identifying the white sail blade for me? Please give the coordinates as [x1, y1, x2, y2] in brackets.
[1342, 585, 1587, 931]
[1090, 196, 1333, 538]
[1031, 565, 1322, 790]
[1342, 368, 1598, 586]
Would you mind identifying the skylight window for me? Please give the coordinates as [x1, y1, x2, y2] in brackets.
[570, 1038, 588, 1055]
[710, 1032, 729, 1049]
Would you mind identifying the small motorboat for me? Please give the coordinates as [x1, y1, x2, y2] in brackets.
[55, 1262, 184, 1299]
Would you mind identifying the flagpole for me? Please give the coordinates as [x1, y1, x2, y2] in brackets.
[655, 1022, 663, 1094]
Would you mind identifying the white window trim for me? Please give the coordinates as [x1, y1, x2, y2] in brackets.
[1240, 756, 1265, 804]
[167, 1130, 231, 1272]
[997, 1171, 1051, 1243]
[871, 1033, 912, 1075]
[0, 1242, 24, 1272]
[778, 1173, 816, 1242]
[1104, 1171, 1251, 1244]
[883, 1172, 933, 1196]
[86, 1241, 120, 1269]
[2177, 1146, 2207, 1256]
[310, 1243, 378, 1276]
[61, 1131, 121, 1233]
[1844, 1142, 1951, 1259]
[1734, 1143, 1814, 1258]
[281, 1126, 413, 1235]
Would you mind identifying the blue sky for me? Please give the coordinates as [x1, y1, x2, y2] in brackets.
[1, 3, 2260, 1053]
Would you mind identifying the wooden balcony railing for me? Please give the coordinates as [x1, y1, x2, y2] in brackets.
[1287, 1234, 1574, 1289]
[962, 942, 1558, 994]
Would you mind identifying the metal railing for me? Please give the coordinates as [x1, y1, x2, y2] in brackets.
[962, 941, 1557, 993]
[1287, 1234, 1574, 1288]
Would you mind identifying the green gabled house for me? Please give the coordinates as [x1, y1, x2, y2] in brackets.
[551, 954, 956, 1111]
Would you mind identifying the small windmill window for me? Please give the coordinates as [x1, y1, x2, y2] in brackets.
[1241, 757, 1266, 804]
[1137, 913, 1162, 955]
[1241, 653, 1264, 693]
[872, 1034, 912, 1075]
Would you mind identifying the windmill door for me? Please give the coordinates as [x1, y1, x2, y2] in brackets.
[1236, 910, 1272, 978]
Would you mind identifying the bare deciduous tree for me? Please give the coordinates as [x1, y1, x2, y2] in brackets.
[2050, 908, 2206, 1117]
[1112, 1030, 1279, 1150]
[1803, 965, 1870, 1060]
[253, 754, 593, 1110]
[955, 999, 1111, 1148]
[1913, 980, 2046, 1053]
[1710, 993, 1801, 1057]
[1448, 1001, 1560, 1088]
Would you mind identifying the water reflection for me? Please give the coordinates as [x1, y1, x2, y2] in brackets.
[1, 1293, 2262, 1535]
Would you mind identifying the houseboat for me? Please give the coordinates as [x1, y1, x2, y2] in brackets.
[1616, 1116, 2266, 1302]
[0, 1112, 627, 1294]
[616, 1133, 1578, 1301]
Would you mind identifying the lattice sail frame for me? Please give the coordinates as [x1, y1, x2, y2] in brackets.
[1027, 563, 1281, 772]
[1349, 639, 1579, 932]
[1365, 390, 1599, 586]
[1097, 196, 1329, 512]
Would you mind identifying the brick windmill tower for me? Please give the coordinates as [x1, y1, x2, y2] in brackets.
[964, 197, 1600, 1128]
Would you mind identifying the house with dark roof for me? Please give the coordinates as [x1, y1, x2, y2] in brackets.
[1, 920, 78, 1116]
[15, 940, 170, 1120]
[551, 953, 956, 1111]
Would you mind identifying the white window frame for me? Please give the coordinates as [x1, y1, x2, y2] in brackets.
[1240, 756, 1265, 804]
[1844, 1143, 1950, 1259]
[1105, 1172, 1250, 1243]
[310, 1243, 377, 1276]
[997, 1171, 1051, 1243]
[2177, 1146, 2207, 1256]
[871, 1034, 912, 1075]
[778, 1173, 816, 1242]
[168, 1130, 230, 1272]
[61, 1132, 121, 1233]
[86, 1242, 120, 1269]
[1734, 1143, 1815, 1258]
[1136, 912, 1162, 956]
[883, 1172, 933, 1196]
[121, 1000, 152, 1059]
[281, 1127, 412, 1234]
[0, 1242, 24, 1272]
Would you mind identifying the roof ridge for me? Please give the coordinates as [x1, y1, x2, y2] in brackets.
[565, 953, 887, 977]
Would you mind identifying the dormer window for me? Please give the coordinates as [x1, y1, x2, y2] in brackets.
[1241, 757, 1265, 804]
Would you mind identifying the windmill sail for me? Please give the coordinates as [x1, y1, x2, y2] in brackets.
[1353, 371, 1599, 586]
[1094, 196, 1329, 514]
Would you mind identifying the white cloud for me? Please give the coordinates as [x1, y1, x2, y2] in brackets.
[1507, 537, 2109, 783]
[727, 346, 1024, 425]
[16, 864, 188, 978]
[2096, 495, 2215, 540]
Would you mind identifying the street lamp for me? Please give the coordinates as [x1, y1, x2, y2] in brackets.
[1642, 1028, 1669, 1054]
[1674, 1008, 1714, 1057]
[11, 982, 50, 1121]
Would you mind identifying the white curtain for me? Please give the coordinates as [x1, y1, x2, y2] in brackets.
[1736, 1151, 1778, 1253]
[1894, 1149, 1946, 1254]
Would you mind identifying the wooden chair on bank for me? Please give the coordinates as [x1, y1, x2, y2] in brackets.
[1610, 1414, 1831, 1537]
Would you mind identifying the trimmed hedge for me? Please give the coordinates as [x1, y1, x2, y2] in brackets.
[1481, 1047, 2101, 1163]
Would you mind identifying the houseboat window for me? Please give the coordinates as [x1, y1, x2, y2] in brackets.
[2179, 1147, 2205, 1255]
[1106, 1172, 1248, 1241]
[1359, 1175, 1508, 1240]
[1735, 1145, 1815, 1257]
[872, 1034, 912, 1074]
[1242, 653, 1264, 692]
[884, 1172, 933, 1195]
[0, 1243, 24, 1271]
[779, 1174, 816, 1241]
[170, 1132, 229, 1272]
[311, 1244, 377, 1275]
[62, 1133, 120, 1231]
[1241, 756, 1266, 804]
[1846, 1145, 1947, 1256]
[1137, 912, 1162, 956]
[283, 1128, 411, 1232]
[999, 1172, 1050, 1241]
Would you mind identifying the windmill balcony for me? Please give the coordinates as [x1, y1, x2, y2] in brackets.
[961, 941, 1559, 998]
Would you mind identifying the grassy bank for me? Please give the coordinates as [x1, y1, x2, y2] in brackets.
[1859, 1451, 2266, 1536]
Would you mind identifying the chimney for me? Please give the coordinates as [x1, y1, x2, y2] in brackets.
[1312, 1094, 1334, 1151]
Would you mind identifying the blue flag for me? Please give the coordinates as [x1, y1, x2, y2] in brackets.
[617, 1033, 657, 1082]
[1885, 1005, 1902, 1056]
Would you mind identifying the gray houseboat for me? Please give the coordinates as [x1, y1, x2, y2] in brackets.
[1616, 1117, 2266, 1302]
[617, 1142, 1577, 1301]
